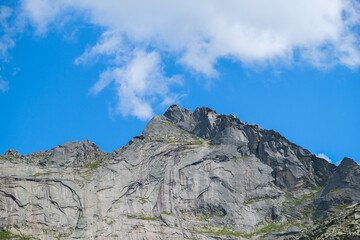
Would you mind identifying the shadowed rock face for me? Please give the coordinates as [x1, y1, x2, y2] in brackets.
[0, 105, 358, 239]
[314, 157, 360, 219]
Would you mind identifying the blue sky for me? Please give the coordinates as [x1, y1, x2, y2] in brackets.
[0, 0, 360, 164]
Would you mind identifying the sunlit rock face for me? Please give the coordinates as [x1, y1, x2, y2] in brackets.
[0, 105, 358, 239]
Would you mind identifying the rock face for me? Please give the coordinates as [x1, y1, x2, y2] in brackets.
[0, 105, 358, 239]
[314, 157, 360, 219]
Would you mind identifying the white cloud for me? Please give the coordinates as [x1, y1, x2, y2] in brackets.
[20, 0, 67, 34]
[89, 50, 181, 119]
[20, 0, 360, 70]
[0, 78, 9, 92]
[0, 5, 16, 60]
[74, 31, 124, 65]
[18, 0, 360, 118]
[0, 5, 18, 94]
[316, 153, 332, 163]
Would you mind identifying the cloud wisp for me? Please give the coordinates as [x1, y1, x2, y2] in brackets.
[316, 153, 332, 163]
[89, 50, 181, 120]
[0, 5, 20, 93]
[75, 31, 182, 119]
[0, 77, 9, 93]
[10, 0, 360, 118]
[0, 5, 17, 60]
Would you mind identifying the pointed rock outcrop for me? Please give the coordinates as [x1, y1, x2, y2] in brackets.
[314, 157, 360, 219]
[4, 149, 20, 157]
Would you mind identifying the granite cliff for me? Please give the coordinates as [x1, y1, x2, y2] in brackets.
[0, 105, 359, 239]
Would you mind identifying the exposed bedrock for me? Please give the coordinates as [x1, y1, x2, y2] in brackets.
[0, 105, 357, 239]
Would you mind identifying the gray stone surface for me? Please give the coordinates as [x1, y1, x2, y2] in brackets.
[0, 105, 358, 239]
[313, 157, 360, 219]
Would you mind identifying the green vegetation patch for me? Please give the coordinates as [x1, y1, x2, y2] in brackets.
[243, 197, 272, 205]
[188, 139, 203, 145]
[0, 231, 17, 239]
[192, 214, 225, 221]
[252, 223, 287, 235]
[162, 211, 174, 216]
[127, 215, 160, 221]
[235, 154, 255, 161]
[294, 194, 316, 206]
[146, 129, 205, 147]
[334, 204, 349, 212]
[194, 220, 305, 238]
[243, 222, 289, 238]
[301, 206, 315, 219]
[75, 160, 103, 184]
[309, 186, 323, 191]
[194, 219, 307, 238]
[284, 191, 294, 199]
[330, 188, 342, 195]
[194, 216, 214, 221]
[0, 231, 29, 239]
[33, 172, 52, 177]
[240, 154, 254, 159]
[84, 160, 101, 170]
[284, 190, 318, 207]
[193, 227, 244, 237]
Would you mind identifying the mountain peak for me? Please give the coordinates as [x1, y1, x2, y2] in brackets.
[25, 139, 103, 167]
[314, 156, 360, 218]
[194, 106, 218, 115]
[4, 149, 21, 157]
[162, 105, 245, 139]
[338, 157, 357, 168]
[163, 104, 193, 123]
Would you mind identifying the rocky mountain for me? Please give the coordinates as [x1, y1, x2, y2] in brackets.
[0, 105, 358, 239]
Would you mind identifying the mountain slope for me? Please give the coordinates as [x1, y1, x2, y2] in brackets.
[0, 105, 358, 239]
[293, 203, 360, 240]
